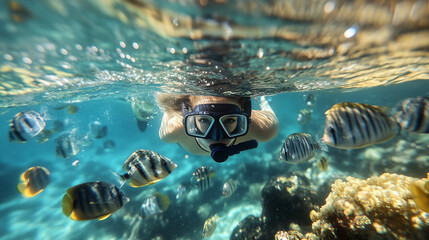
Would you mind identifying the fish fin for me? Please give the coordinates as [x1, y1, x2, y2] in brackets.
[110, 170, 127, 188]
[410, 181, 429, 213]
[16, 183, 32, 197]
[316, 134, 329, 152]
[98, 214, 112, 221]
[62, 193, 74, 217]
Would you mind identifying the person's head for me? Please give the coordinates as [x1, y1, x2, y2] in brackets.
[183, 96, 251, 152]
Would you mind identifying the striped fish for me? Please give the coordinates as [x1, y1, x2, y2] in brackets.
[192, 166, 215, 191]
[89, 121, 108, 139]
[120, 150, 177, 188]
[322, 102, 398, 149]
[62, 181, 129, 221]
[394, 96, 429, 133]
[9, 111, 46, 143]
[222, 179, 237, 197]
[140, 192, 170, 219]
[318, 157, 328, 172]
[55, 133, 80, 158]
[17, 166, 50, 198]
[203, 214, 220, 239]
[279, 133, 327, 164]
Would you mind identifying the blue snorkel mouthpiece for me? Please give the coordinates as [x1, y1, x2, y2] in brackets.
[209, 140, 258, 162]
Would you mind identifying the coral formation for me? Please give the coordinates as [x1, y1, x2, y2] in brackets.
[310, 173, 429, 240]
[230, 215, 265, 240]
[275, 230, 318, 240]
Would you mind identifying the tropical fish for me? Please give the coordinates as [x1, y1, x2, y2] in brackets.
[8, 0, 32, 22]
[118, 150, 177, 187]
[394, 96, 429, 133]
[9, 111, 46, 143]
[55, 133, 80, 158]
[17, 166, 50, 198]
[279, 133, 327, 164]
[318, 156, 328, 172]
[410, 180, 429, 213]
[67, 105, 79, 114]
[89, 121, 107, 139]
[131, 96, 156, 132]
[176, 182, 191, 199]
[103, 140, 116, 149]
[306, 94, 315, 108]
[140, 192, 170, 219]
[62, 181, 129, 221]
[54, 104, 79, 114]
[203, 214, 220, 238]
[322, 102, 398, 149]
[192, 166, 215, 191]
[222, 179, 237, 197]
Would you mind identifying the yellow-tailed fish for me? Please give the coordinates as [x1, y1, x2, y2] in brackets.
[67, 105, 79, 114]
[410, 180, 429, 213]
[318, 157, 328, 172]
[62, 181, 129, 221]
[323, 102, 398, 149]
[118, 149, 177, 187]
[203, 214, 220, 238]
[17, 166, 50, 197]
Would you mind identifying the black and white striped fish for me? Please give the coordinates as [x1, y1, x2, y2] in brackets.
[322, 102, 398, 149]
[279, 133, 327, 164]
[222, 179, 237, 197]
[55, 133, 80, 158]
[140, 192, 170, 219]
[119, 150, 177, 188]
[192, 166, 215, 191]
[62, 181, 129, 221]
[9, 111, 46, 143]
[17, 166, 50, 198]
[394, 96, 429, 133]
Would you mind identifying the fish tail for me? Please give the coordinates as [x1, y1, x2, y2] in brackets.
[110, 170, 128, 188]
[316, 134, 329, 152]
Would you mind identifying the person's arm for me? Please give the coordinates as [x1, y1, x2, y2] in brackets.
[241, 96, 279, 142]
[159, 111, 185, 143]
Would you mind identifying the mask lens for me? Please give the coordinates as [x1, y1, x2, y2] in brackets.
[220, 114, 248, 137]
[185, 115, 215, 137]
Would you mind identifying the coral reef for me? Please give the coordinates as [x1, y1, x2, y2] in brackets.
[230, 215, 265, 240]
[310, 173, 429, 240]
[275, 230, 318, 240]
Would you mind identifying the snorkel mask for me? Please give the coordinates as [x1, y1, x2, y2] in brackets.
[182, 98, 258, 162]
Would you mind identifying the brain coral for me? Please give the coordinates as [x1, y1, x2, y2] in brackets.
[310, 173, 429, 240]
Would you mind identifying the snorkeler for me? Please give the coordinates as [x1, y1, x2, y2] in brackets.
[157, 94, 279, 162]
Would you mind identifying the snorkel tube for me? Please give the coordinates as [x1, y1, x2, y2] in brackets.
[209, 140, 258, 163]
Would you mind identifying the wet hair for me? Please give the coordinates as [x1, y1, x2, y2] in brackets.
[156, 93, 249, 113]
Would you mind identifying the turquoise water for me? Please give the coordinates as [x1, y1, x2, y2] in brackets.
[1, 0, 428, 239]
